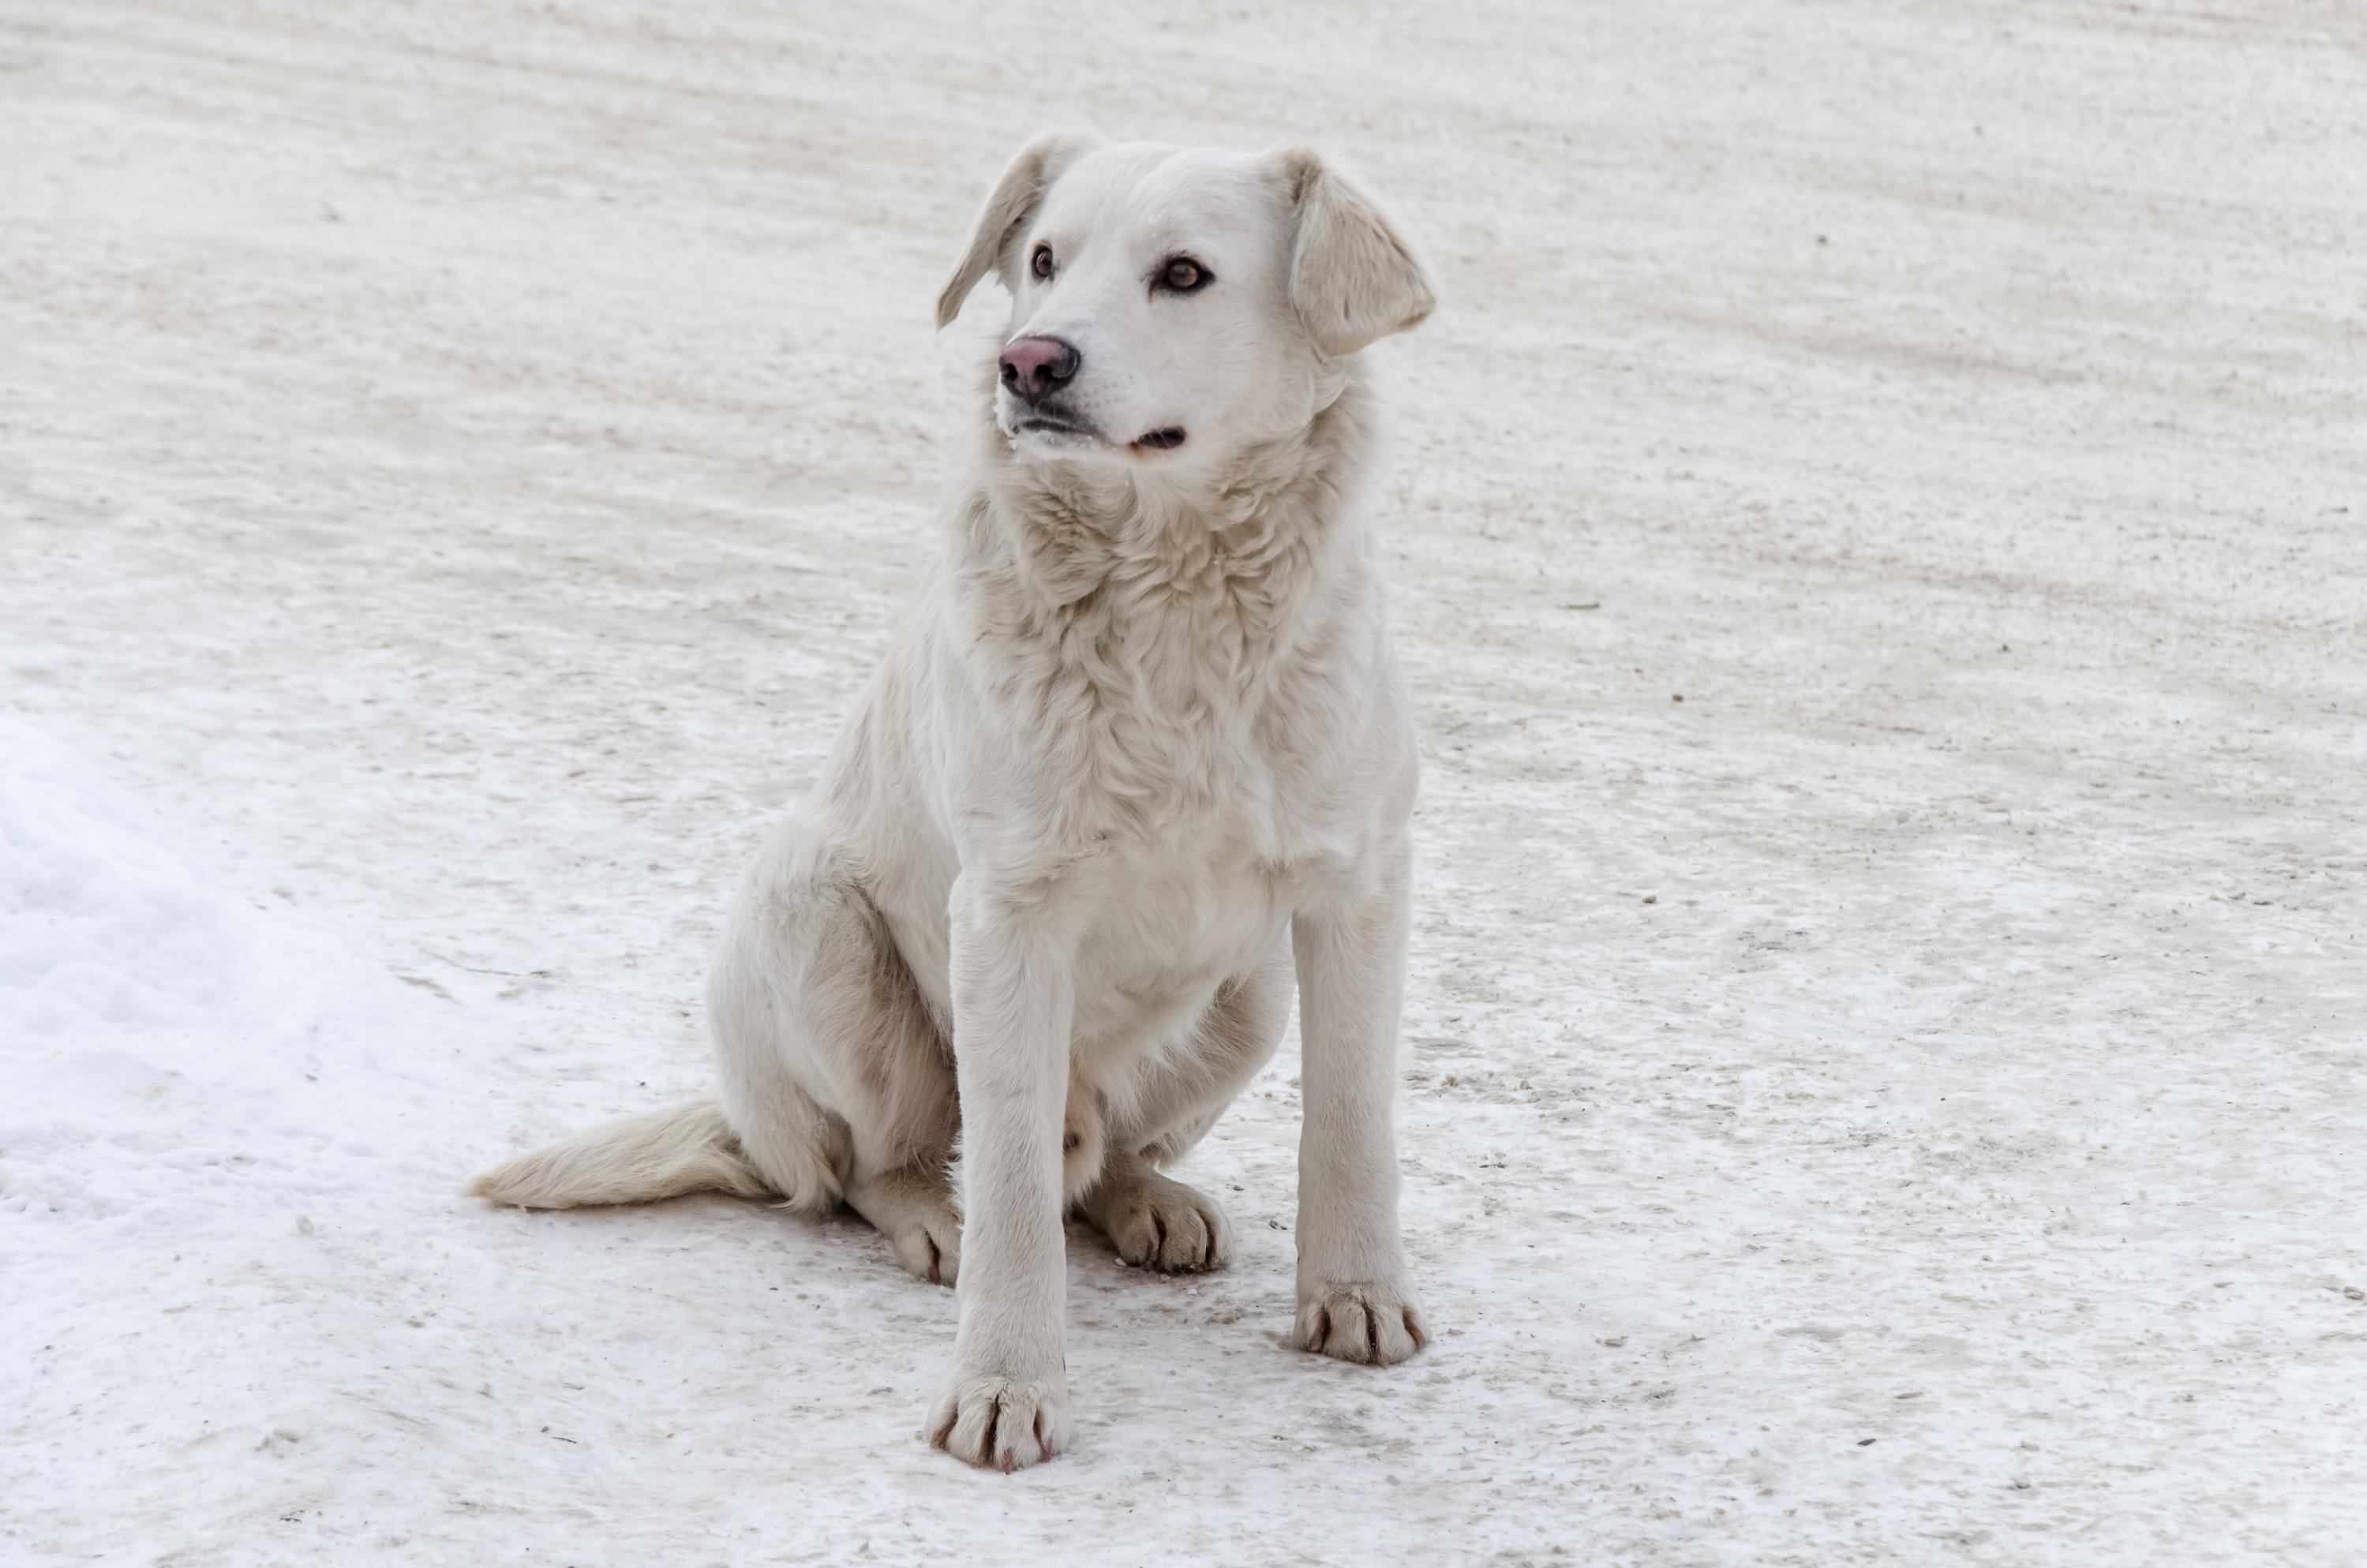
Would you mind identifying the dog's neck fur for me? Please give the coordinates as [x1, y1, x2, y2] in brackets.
[949, 361, 1386, 830]
[966, 360, 1373, 610]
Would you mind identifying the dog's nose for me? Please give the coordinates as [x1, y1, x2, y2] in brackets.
[999, 335, 1081, 401]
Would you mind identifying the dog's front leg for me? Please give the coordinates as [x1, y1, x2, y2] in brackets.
[1291, 834, 1429, 1365]
[926, 878, 1076, 1470]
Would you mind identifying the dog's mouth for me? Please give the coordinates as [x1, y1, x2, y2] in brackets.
[1010, 413, 1100, 443]
[1001, 407, 1187, 462]
[999, 391, 1103, 446]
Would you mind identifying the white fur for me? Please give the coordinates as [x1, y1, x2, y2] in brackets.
[463, 1100, 786, 1210]
[468, 137, 1437, 1470]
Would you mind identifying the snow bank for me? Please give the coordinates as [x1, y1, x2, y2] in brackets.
[2, 716, 342, 1219]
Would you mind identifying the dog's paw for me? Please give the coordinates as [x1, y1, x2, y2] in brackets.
[1087, 1169, 1231, 1273]
[882, 1211, 961, 1287]
[926, 1371, 1069, 1472]
[1294, 1281, 1428, 1366]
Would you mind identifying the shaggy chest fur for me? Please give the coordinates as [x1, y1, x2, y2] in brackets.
[949, 381, 1389, 870]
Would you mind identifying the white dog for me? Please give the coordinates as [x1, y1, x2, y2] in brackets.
[469, 134, 1438, 1470]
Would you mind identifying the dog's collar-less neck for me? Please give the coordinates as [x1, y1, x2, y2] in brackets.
[951, 360, 1384, 745]
[980, 364, 1373, 562]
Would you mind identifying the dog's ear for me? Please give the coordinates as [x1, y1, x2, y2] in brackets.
[935, 132, 1102, 329]
[1272, 148, 1436, 357]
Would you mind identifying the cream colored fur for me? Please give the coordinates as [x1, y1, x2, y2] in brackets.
[469, 136, 1437, 1471]
[463, 1099, 789, 1210]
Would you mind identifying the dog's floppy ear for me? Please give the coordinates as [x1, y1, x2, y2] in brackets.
[1272, 148, 1436, 357]
[935, 132, 1101, 329]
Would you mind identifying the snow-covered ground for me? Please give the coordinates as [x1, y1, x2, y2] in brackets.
[4, 1, 2363, 1562]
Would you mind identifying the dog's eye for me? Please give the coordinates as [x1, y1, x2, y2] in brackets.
[1031, 245, 1054, 281]
[1158, 256, 1211, 293]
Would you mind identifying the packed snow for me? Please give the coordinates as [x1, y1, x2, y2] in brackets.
[3, 1, 2363, 1563]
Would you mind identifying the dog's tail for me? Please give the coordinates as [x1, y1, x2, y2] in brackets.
[465, 1098, 800, 1211]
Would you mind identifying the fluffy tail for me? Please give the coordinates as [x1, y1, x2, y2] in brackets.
[466, 1098, 776, 1210]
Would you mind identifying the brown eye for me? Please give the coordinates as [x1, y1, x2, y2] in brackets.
[1031, 245, 1054, 280]
[1159, 256, 1210, 293]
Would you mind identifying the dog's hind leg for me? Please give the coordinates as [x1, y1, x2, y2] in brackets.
[1134, 942, 1293, 1166]
[846, 1161, 964, 1285]
[1080, 1147, 1234, 1272]
[1080, 945, 1291, 1273]
[709, 817, 961, 1253]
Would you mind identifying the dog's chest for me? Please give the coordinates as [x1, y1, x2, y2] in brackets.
[1069, 819, 1309, 1050]
[953, 473, 1399, 1001]
[1021, 586, 1362, 844]
[1049, 651, 1354, 1038]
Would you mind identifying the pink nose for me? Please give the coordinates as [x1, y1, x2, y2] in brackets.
[999, 335, 1081, 401]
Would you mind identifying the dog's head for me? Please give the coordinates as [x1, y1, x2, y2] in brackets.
[936, 137, 1435, 477]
